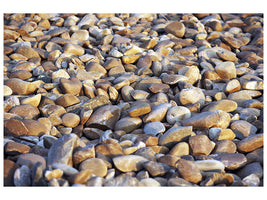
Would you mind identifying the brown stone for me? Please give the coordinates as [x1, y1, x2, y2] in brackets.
[213, 153, 247, 170]
[128, 102, 151, 117]
[237, 134, 263, 153]
[169, 142, 189, 156]
[68, 169, 93, 185]
[9, 104, 40, 120]
[79, 158, 107, 177]
[85, 62, 107, 74]
[213, 140, 237, 154]
[55, 94, 80, 107]
[189, 135, 214, 156]
[176, 159, 202, 184]
[16, 153, 46, 170]
[5, 142, 30, 155]
[165, 21, 185, 38]
[4, 159, 20, 186]
[16, 46, 40, 59]
[143, 103, 171, 123]
[95, 140, 123, 159]
[5, 78, 37, 95]
[143, 161, 170, 177]
[230, 120, 257, 139]
[59, 77, 82, 96]
[148, 83, 170, 93]
[63, 43, 84, 56]
[9, 70, 32, 80]
[4, 118, 29, 137]
[158, 155, 181, 167]
[202, 99, 237, 112]
[113, 155, 148, 172]
[22, 119, 49, 136]
[61, 113, 80, 128]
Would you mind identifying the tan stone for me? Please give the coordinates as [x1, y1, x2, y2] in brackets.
[79, 158, 107, 177]
[189, 135, 214, 156]
[176, 159, 202, 184]
[61, 113, 80, 128]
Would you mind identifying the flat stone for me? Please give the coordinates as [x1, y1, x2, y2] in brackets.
[113, 155, 148, 172]
[4, 141, 30, 155]
[4, 29, 20, 40]
[59, 77, 82, 96]
[215, 61, 236, 80]
[143, 103, 171, 123]
[40, 104, 66, 126]
[86, 105, 120, 130]
[130, 90, 150, 100]
[159, 126, 195, 148]
[77, 14, 98, 27]
[202, 99, 237, 112]
[179, 87, 205, 105]
[45, 169, 64, 181]
[166, 106, 191, 124]
[224, 79, 241, 94]
[143, 161, 170, 177]
[68, 169, 93, 185]
[16, 46, 39, 59]
[176, 159, 202, 184]
[52, 69, 70, 83]
[223, 36, 249, 49]
[4, 85, 12, 96]
[208, 128, 236, 141]
[182, 110, 231, 129]
[201, 172, 235, 186]
[213, 153, 247, 170]
[73, 144, 95, 165]
[4, 118, 29, 137]
[22, 119, 49, 136]
[51, 163, 79, 176]
[162, 74, 188, 85]
[16, 153, 46, 170]
[21, 94, 42, 107]
[178, 65, 201, 85]
[242, 174, 260, 186]
[61, 113, 80, 128]
[9, 104, 40, 120]
[4, 159, 20, 186]
[165, 21, 185, 38]
[103, 174, 139, 186]
[216, 49, 238, 62]
[169, 142, 189, 156]
[128, 102, 151, 117]
[47, 134, 80, 167]
[55, 93, 80, 108]
[144, 121, 165, 136]
[79, 158, 107, 177]
[4, 96, 20, 112]
[95, 140, 123, 159]
[148, 83, 170, 93]
[189, 135, 214, 156]
[194, 160, 225, 172]
[230, 120, 257, 139]
[85, 62, 107, 74]
[114, 117, 142, 133]
[9, 70, 32, 80]
[213, 140, 237, 154]
[135, 147, 156, 162]
[168, 177, 194, 186]
[139, 178, 160, 187]
[71, 30, 89, 41]
[237, 162, 263, 179]
[14, 165, 32, 186]
[5, 78, 37, 95]
[237, 134, 263, 153]
[135, 134, 159, 146]
[63, 43, 84, 56]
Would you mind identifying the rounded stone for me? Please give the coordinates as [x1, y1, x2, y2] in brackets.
[166, 106, 191, 124]
[59, 77, 82, 96]
[169, 142, 189, 156]
[16, 46, 39, 59]
[5, 78, 37, 95]
[5, 141, 30, 155]
[22, 119, 49, 136]
[237, 134, 263, 153]
[176, 159, 202, 184]
[55, 94, 80, 107]
[16, 153, 46, 170]
[202, 99, 237, 113]
[61, 113, 80, 128]
[143, 161, 170, 177]
[189, 135, 214, 156]
[113, 155, 148, 172]
[114, 117, 142, 133]
[4, 118, 29, 137]
[213, 140, 237, 154]
[215, 61, 236, 80]
[9, 104, 40, 120]
[230, 120, 257, 139]
[213, 153, 247, 170]
[143, 103, 171, 123]
[14, 165, 32, 186]
[79, 158, 107, 177]
[128, 102, 151, 117]
[4, 85, 12, 96]
[143, 121, 165, 136]
[194, 160, 225, 172]
[179, 87, 205, 105]
[165, 21, 185, 38]
[64, 43, 84, 56]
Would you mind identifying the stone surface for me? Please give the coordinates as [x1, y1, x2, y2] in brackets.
[55, 94, 80, 107]
[165, 21, 185, 37]
[48, 134, 80, 167]
[16, 153, 46, 170]
[143, 121, 165, 136]
[230, 120, 257, 139]
[166, 106, 191, 124]
[79, 158, 107, 177]
[5, 78, 37, 95]
[61, 113, 80, 128]
[143, 161, 170, 177]
[189, 135, 214, 156]
[9, 104, 40, 120]
[22, 119, 49, 136]
[128, 102, 151, 117]
[113, 155, 148, 172]
[59, 77, 82, 96]
[14, 165, 32, 186]
[202, 99, 237, 112]
[179, 87, 205, 105]
[169, 142, 189, 156]
[237, 134, 263, 153]
[114, 117, 142, 133]
[4, 141, 30, 155]
[4, 118, 29, 137]
[4, 159, 20, 186]
[213, 153, 247, 170]
[143, 103, 171, 123]
[176, 159, 202, 184]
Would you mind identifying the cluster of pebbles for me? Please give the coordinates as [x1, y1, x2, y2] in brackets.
[3, 13, 263, 187]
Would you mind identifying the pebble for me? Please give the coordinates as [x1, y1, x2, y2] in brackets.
[237, 162, 263, 179]
[21, 94, 42, 107]
[86, 105, 120, 130]
[165, 21, 185, 38]
[143, 103, 171, 123]
[73, 144, 95, 165]
[14, 165, 32, 186]
[208, 128, 236, 141]
[168, 177, 194, 186]
[159, 126, 195, 148]
[16, 153, 46, 170]
[166, 106, 191, 124]
[139, 178, 161, 187]
[61, 113, 80, 128]
[213, 153, 247, 170]
[176, 159, 202, 184]
[143, 121, 165, 135]
[143, 161, 170, 177]
[202, 99, 237, 112]
[215, 61, 236, 80]
[169, 142, 189, 156]
[95, 140, 123, 159]
[189, 135, 214, 156]
[135, 147, 156, 162]
[213, 140, 237, 154]
[230, 120, 257, 139]
[237, 133, 263, 153]
[79, 158, 107, 177]
[47, 134, 80, 167]
[113, 155, 148, 172]
[4, 159, 19, 186]
[128, 102, 151, 117]
[4, 141, 30, 155]
[22, 119, 49, 136]
[5, 78, 37, 95]
[4, 118, 29, 137]
[55, 93, 80, 107]
[59, 77, 82, 96]
[194, 160, 225, 172]
[114, 117, 142, 133]
[178, 86, 205, 105]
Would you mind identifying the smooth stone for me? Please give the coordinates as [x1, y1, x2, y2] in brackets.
[4, 118, 29, 137]
[246, 148, 263, 164]
[176, 159, 202, 184]
[114, 117, 142, 133]
[47, 134, 80, 167]
[169, 142, 189, 156]
[162, 74, 188, 85]
[55, 94, 80, 107]
[14, 165, 31, 186]
[21, 94, 42, 107]
[165, 21, 185, 37]
[130, 90, 150, 100]
[51, 163, 79, 176]
[213, 153, 247, 170]
[4, 141, 30, 155]
[139, 178, 161, 187]
[178, 65, 201, 85]
[103, 174, 139, 186]
[194, 160, 225, 172]
[68, 169, 93, 185]
[202, 99, 237, 112]
[9, 104, 40, 120]
[4, 85, 12, 96]
[166, 106, 191, 124]
[200, 172, 235, 186]
[52, 69, 70, 83]
[242, 81, 263, 90]
[16, 153, 46, 170]
[237, 134, 263, 153]
[77, 14, 98, 27]
[143, 103, 171, 123]
[61, 113, 80, 128]
[157, 155, 181, 167]
[135, 134, 159, 146]
[143, 121, 165, 136]
[113, 155, 148, 172]
[182, 110, 230, 129]
[223, 36, 249, 49]
[71, 30, 89, 41]
[39, 104, 66, 126]
[85, 62, 107, 74]
[213, 140, 237, 154]
[5, 78, 37, 95]
[16, 46, 39, 59]
[230, 120, 257, 139]
[159, 126, 195, 148]
[4, 96, 20, 112]
[4, 159, 19, 186]
[216, 49, 238, 62]
[60, 77, 82, 96]
[148, 83, 170, 93]
[179, 87, 205, 105]
[128, 102, 151, 117]
[224, 79, 241, 94]
[215, 61, 236, 80]
[168, 177, 194, 186]
[22, 119, 49, 136]
[242, 174, 260, 186]
[228, 90, 256, 106]
[64, 43, 84, 56]
[208, 128, 236, 141]
[45, 169, 64, 181]
[134, 147, 156, 162]
[79, 158, 107, 177]
[95, 139, 123, 159]
[86, 105, 120, 130]
[189, 135, 214, 156]
[237, 162, 263, 179]
[143, 161, 170, 177]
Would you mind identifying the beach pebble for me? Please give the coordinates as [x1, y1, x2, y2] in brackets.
[113, 155, 148, 172]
